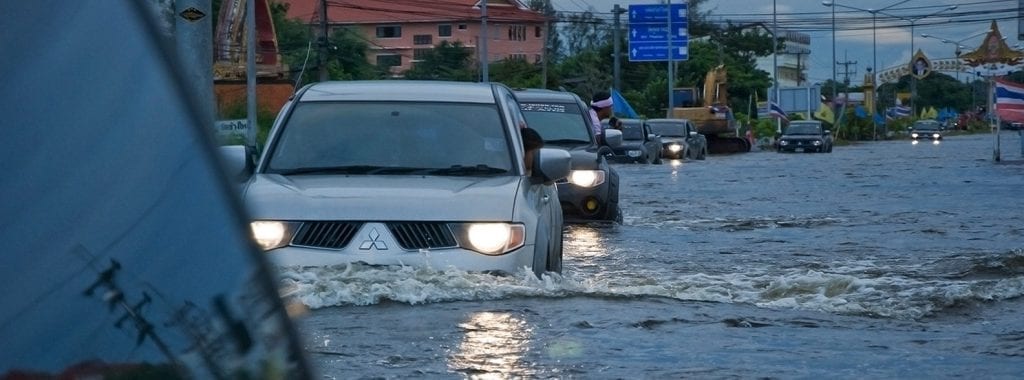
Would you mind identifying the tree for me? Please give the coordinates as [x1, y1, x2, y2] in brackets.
[403, 41, 475, 81]
[559, 10, 608, 56]
[489, 59, 544, 89]
[323, 27, 379, 81]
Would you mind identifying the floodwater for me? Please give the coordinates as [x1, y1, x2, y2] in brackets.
[279, 132, 1024, 379]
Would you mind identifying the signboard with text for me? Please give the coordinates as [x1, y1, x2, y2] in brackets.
[628, 3, 688, 62]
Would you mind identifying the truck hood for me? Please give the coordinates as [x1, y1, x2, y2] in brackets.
[243, 174, 522, 221]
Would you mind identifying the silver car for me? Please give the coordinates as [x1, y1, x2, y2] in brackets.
[227, 81, 571, 277]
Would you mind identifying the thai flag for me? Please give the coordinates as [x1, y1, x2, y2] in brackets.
[769, 101, 788, 121]
[995, 78, 1024, 123]
[886, 106, 911, 119]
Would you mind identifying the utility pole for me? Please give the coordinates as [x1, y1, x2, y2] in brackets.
[836, 53, 857, 135]
[246, 0, 257, 147]
[837, 57, 857, 86]
[174, 0, 214, 133]
[793, 49, 809, 86]
[480, 0, 489, 82]
[542, 17, 551, 88]
[318, 0, 328, 81]
[612, 4, 625, 92]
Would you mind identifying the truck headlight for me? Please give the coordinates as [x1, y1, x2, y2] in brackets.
[568, 169, 606, 188]
[250, 221, 300, 251]
[453, 223, 525, 255]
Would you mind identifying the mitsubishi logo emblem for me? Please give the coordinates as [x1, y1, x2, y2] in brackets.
[358, 228, 388, 250]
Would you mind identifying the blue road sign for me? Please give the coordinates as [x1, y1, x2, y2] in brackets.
[628, 3, 688, 62]
[628, 3, 685, 24]
[629, 40, 688, 62]
[629, 24, 688, 42]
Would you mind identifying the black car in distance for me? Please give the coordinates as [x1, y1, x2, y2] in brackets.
[909, 119, 943, 142]
[777, 120, 833, 153]
[516, 89, 623, 223]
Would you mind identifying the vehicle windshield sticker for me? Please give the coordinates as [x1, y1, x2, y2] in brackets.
[520, 103, 567, 113]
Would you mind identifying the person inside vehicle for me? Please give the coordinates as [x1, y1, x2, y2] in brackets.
[589, 91, 614, 145]
[521, 127, 544, 176]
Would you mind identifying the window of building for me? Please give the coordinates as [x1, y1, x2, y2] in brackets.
[414, 35, 432, 45]
[535, 26, 542, 38]
[458, 24, 468, 30]
[507, 25, 526, 41]
[534, 54, 542, 63]
[376, 54, 401, 67]
[508, 53, 526, 61]
[439, 24, 452, 37]
[413, 48, 432, 61]
[375, 25, 401, 38]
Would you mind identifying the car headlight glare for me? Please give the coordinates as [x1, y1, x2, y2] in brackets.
[911, 133, 919, 138]
[812, 140, 822, 146]
[250, 221, 298, 251]
[454, 223, 525, 255]
[779, 140, 789, 146]
[668, 144, 682, 152]
[568, 169, 606, 188]
[932, 133, 940, 138]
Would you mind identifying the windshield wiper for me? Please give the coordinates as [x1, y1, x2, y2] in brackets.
[274, 165, 385, 175]
[428, 164, 509, 176]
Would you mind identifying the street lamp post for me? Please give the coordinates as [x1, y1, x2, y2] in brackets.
[921, 29, 993, 81]
[879, 5, 958, 117]
[822, 0, 909, 141]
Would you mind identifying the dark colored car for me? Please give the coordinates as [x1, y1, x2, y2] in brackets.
[646, 118, 708, 160]
[604, 118, 664, 164]
[910, 120, 944, 140]
[777, 120, 833, 153]
[516, 89, 623, 223]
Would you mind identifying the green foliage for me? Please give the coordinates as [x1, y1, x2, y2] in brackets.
[753, 118, 777, 139]
[558, 49, 612, 101]
[403, 41, 476, 81]
[490, 59, 544, 89]
[218, 102, 278, 148]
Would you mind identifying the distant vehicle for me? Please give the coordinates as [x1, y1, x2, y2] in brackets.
[516, 89, 623, 223]
[909, 119, 944, 141]
[777, 120, 833, 153]
[604, 118, 664, 164]
[647, 118, 708, 160]
[227, 81, 572, 278]
[999, 120, 1023, 131]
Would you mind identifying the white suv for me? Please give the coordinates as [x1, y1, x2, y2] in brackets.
[226, 81, 571, 277]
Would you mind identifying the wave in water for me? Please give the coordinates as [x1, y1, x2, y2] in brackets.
[276, 249, 1024, 320]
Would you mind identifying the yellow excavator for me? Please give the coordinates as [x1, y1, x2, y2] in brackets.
[670, 65, 751, 154]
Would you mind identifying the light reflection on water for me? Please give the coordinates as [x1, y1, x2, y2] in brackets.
[448, 311, 533, 379]
[564, 225, 610, 259]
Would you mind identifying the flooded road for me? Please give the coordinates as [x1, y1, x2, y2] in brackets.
[281, 132, 1024, 378]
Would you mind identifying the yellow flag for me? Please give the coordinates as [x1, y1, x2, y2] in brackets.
[814, 102, 834, 124]
[925, 106, 938, 119]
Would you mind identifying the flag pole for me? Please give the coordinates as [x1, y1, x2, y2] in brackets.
[991, 72, 1000, 161]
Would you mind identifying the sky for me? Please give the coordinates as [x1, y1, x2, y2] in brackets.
[553, 0, 1021, 85]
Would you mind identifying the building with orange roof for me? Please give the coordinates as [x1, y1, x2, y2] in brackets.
[278, 0, 549, 76]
